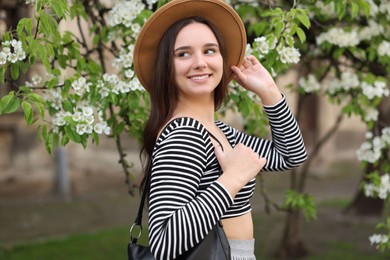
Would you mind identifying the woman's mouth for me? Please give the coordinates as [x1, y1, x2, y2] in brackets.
[189, 74, 211, 80]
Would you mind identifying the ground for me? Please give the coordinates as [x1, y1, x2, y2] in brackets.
[0, 160, 388, 259]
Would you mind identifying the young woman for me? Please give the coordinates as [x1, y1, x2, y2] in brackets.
[133, 1, 307, 259]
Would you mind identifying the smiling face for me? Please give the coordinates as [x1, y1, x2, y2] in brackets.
[173, 22, 224, 101]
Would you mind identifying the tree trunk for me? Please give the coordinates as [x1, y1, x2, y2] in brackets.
[344, 97, 390, 216]
[275, 210, 309, 259]
[274, 94, 317, 258]
[344, 156, 387, 216]
[345, 187, 384, 216]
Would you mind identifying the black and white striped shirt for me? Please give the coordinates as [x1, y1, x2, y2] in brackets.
[148, 97, 307, 259]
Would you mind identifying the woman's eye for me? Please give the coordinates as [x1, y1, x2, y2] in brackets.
[205, 49, 216, 55]
[177, 52, 190, 57]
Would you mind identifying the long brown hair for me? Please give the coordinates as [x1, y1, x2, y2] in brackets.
[140, 16, 230, 197]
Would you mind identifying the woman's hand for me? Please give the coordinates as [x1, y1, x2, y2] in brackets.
[231, 55, 282, 106]
[215, 143, 266, 197]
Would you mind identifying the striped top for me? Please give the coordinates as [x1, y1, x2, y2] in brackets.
[148, 97, 307, 259]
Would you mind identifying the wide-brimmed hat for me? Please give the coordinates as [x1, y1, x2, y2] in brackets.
[133, 0, 247, 92]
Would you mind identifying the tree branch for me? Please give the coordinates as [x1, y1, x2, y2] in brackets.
[298, 112, 344, 192]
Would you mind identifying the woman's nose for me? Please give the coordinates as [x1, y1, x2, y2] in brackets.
[193, 53, 207, 69]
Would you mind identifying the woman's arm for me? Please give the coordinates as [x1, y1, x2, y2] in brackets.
[230, 55, 307, 171]
[148, 126, 234, 260]
[232, 96, 307, 171]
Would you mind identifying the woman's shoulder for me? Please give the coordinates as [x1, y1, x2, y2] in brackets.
[157, 117, 208, 143]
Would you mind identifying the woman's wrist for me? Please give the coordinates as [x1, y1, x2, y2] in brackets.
[257, 88, 283, 106]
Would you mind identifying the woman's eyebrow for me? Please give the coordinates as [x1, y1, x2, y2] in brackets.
[174, 43, 219, 52]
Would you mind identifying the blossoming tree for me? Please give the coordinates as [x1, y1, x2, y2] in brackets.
[0, 0, 389, 257]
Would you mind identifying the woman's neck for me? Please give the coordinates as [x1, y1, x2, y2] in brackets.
[173, 96, 216, 126]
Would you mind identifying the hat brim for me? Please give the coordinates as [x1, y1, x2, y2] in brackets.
[133, 0, 247, 91]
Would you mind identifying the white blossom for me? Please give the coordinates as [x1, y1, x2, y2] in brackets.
[84, 124, 93, 134]
[76, 124, 87, 135]
[32, 75, 42, 85]
[356, 140, 382, 163]
[0, 40, 26, 64]
[129, 77, 144, 91]
[145, 0, 158, 9]
[378, 41, 390, 57]
[0, 51, 7, 65]
[131, 23, 141, 38]
[82, 106, 93, 117]
[25, 74, 43, 87]
[113, 45, 135, 69]
[361, 81, 389, 100]
[97, 73, 144, 95]
[381, 127, 390, 145]
[108, 0, 145, 28]
[359, 20, 384, 41]
[277, 45, 300, 64]
[369, 234, 389, 246]
[365, 173, 390, 200]
[364, 183, 376, 197]
[317, 28, 360, 47]
[45, 88, 63, 110]
[85, 115, 95, 125]
[378, 174, 390, 199]
[366, 0, 379, 17]
[365, 131, 374, 139]
[245, 43, 253, 57]
[325, 78, 341, 95]
[298, 74, 321, 93]
[52, 111, 71, 126]
[341, 71, 359, 90]
[315, 1, 336, 17]
[72, 111, 83, 122]
[125, 69, 134, 79]
[364, 107, 379, 122]
[99, 86, 110, 98]
[94, 121, 110, 135]
[71, 77, 91, 96]
[379, 0, 390, 19]
[253, 36, 275, 58]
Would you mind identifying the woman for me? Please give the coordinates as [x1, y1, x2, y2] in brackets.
[133, 0, 307, 259]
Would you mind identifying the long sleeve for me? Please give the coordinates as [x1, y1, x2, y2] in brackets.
[219, 96, 307, 172]
[148, 124, 234, 260]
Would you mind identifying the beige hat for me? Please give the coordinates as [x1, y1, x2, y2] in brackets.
[133, 0, 247, 91]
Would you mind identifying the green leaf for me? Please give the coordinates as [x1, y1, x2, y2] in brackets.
[296, 13, 310, 29]
[27, 93, 46, 104]
[63, 99, 74, 112]
[11, 63, 19, 80]
[29, 53, 36, 65]
[64, 125, 81, 143]
[296, 27, 306, 43]
[80, 134, 88, 149]
[336, 0, 347, 20]
[358, 0, 370, 17]
[58, 54, 67, 68]
[0, 65, 6, 84]
[25, 18, 33, 35]
[274, 21, 284, 38]
[0, 94, 20, 114]
[33, 101, 45, 118]
[52, 0, 66, 18]
[61, 134, 70, 146]
[45, 131, 59, 155]
[22, 101, 33, 125]
[351, 2, 359, 18]
[20, 62, 29, 73]
[86, 60, 102, 75]
[42, 124, 48, 140]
